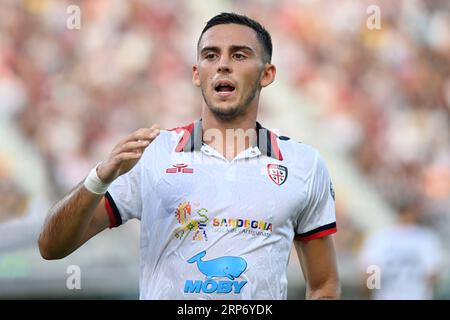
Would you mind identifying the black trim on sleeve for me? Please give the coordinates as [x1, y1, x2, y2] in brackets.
[295, 222, 337, 238]
[105, 191, 123, 227]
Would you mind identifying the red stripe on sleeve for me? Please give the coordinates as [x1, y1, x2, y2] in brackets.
[295, 227, 337, 242]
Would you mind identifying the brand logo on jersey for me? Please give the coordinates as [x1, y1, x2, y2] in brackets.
[267, 164, 288, 186]
[184, 251, 247, 294]
[166, 163, 193, 174]
[173, 202, 209, 241]
[212, 217, 273, 237]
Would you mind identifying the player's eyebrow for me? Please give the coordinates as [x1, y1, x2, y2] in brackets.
[229, 45, 254, 53]
[200, 46, 219, 55]
[200, 45, 255, 55]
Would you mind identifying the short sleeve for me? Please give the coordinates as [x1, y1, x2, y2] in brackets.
[294, 152, 337, 241]
[104, 160, 143, 228]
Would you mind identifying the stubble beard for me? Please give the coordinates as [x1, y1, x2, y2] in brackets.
[201, 76, 261, 122]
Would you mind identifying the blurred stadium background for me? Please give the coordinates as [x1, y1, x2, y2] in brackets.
[0, 0, 449, 299]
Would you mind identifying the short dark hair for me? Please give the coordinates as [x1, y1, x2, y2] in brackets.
[197, 12, 273, 63]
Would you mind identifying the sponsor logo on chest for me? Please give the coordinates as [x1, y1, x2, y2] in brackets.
[184, 251, 248, 294]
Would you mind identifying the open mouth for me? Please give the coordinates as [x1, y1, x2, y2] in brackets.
[214, 80, 236, 97]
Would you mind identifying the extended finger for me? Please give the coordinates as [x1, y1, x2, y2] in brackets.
[112, 151, 143, 164]
[113, 140, 150, 155]
[126, 125, 160, 143]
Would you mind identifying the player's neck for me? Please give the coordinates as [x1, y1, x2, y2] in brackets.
[201, 110, 258, 161]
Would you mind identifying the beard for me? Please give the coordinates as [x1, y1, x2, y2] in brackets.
[201, 76, 261, 121]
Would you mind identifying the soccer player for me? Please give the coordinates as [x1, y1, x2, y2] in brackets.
[38, 13, 340, 300]
[359, 201, 443, 299]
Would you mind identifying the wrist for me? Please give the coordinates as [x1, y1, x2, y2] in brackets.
[83, 163, 111, 195]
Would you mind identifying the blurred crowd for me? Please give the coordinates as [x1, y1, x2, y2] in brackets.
[262, 0, 450, 236]
[1, 0, 202, 196]
[0, 0, 449, 293]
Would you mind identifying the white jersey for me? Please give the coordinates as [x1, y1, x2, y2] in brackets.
[105, 120, 337, 299]
[360, 225, 444, 300]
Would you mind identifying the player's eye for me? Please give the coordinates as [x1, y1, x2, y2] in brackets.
[233, 53, 247, 60]
[204, 53, 217, 60]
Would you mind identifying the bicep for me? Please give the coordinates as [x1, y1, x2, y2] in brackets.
[294, 235, 340, 299]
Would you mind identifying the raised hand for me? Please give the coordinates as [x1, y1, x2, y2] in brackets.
[97, 124, 160, 183]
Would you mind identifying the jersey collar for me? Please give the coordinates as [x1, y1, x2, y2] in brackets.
[172, 119, 283, 161]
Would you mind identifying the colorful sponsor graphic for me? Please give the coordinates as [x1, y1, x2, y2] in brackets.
[173, 202, 209, 241]
[184, 251, 247, 294]
[267, 164, 288, 186]
[212, 217, 273, 237]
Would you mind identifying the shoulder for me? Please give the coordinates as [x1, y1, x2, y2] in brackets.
[415, 226, 442, 245]
[159, 128, 183, 145]
[146, 127, 184, 151]
[139, 128, 182, 164]
[277, 136, 325, 173]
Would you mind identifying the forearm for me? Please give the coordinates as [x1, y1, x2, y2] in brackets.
[38, 182, 102, 259]
[295, 236, 341, 300]
[38, 126, 159, 260]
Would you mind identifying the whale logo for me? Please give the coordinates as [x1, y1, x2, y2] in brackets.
[187, 251, 247, 280]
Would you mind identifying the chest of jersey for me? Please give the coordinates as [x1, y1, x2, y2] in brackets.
[148, 151, 306, 241]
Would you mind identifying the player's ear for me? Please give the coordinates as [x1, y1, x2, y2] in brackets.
[192, 64, 201, 87]
[260, 63, 276, 88]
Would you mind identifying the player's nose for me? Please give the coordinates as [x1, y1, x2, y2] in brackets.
[217, 55, 232, 74]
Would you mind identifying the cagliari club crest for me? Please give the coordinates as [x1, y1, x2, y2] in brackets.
[267, 164, 288, 186]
